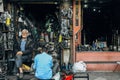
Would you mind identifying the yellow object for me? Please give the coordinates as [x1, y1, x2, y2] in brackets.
[22, 64, 31, 71]
[59, 34, 62, 42]
[6, 18, 11, 26]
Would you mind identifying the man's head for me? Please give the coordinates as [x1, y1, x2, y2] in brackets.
[21, 29, 29, 39]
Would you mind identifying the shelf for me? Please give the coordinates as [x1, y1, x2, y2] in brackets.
[5, 49, 13, 51]
[1, 30, 10, 33]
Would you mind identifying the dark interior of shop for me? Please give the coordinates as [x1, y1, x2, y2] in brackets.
[24, 4, 58, 21]
[23, 3, 60, 32]
[81, 0, 120, 47]
[5, 0, 119, 52]
[20, 0, 120, 48]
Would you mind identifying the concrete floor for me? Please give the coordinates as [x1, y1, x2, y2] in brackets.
[3, 72, 120, 80]
[88, 72, 120, 80]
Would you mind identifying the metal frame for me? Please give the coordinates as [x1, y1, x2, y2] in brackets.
[72, 0, 81, 62]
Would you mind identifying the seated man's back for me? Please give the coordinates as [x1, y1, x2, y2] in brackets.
[33, 47, 53, 79]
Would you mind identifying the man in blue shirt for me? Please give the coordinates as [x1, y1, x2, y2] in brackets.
[15, 29, 33, 78]
[33, 47, 53, 79]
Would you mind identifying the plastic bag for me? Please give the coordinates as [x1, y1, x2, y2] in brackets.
[72, 61, 87, 73]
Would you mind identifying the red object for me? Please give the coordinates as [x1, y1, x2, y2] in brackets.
[62, 74, 73, 80]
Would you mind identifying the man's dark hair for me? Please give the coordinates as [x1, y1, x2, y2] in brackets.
[42, 47, 48, 52]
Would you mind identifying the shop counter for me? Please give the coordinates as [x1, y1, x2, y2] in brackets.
[75, 51, 120, 71]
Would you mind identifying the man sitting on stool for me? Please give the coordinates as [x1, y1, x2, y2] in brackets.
[33, 47, 53, 79]
[15, 29, 34, 78]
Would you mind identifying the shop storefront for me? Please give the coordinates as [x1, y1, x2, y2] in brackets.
[0, 0, 120, 74]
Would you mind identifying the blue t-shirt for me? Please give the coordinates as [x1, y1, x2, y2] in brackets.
[33, 52, 53, 79]
[20, 39, 26, 51]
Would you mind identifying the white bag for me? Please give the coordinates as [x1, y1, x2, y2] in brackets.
[72, 61, 87, 73]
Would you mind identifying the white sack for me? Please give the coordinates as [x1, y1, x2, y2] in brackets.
[72, 61, 87, 73]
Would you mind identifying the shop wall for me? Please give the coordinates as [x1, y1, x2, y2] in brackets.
[76, 51, 120, 71]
